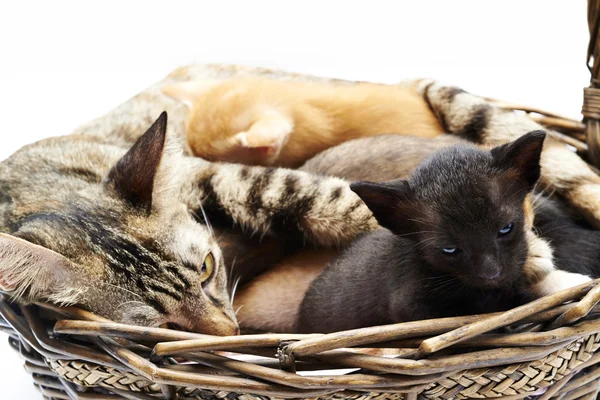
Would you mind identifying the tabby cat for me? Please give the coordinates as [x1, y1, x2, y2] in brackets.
[0, 112, 377, 335]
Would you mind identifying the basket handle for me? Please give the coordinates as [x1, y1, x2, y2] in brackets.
[584, 0, 600, 165]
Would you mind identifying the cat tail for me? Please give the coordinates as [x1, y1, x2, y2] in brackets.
[181, 159, 378, 247]
[419, 80, 600, 230]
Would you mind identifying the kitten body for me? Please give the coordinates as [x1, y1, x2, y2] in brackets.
[162, 76, 444, 167]
[298, 132, 546, 333]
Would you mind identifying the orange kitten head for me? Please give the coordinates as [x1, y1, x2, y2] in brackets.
[162, 79, 293, 165]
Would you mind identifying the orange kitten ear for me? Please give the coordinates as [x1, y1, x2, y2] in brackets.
[0, 233, 85, 305]
[161, 79, 220, 108]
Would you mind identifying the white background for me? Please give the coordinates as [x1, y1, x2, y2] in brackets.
[0, 1, 590, 398]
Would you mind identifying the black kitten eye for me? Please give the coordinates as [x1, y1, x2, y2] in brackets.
[442, 247, 458, 255]
[498, 222, 514, 237]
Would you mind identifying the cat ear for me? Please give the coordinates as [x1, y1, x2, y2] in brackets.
[350, 180, 416, 235]
[108, 112, 170, 212]
[0, 233, 85, 305]
[161, 79, 220, 108]
[490, 130, 546, 190]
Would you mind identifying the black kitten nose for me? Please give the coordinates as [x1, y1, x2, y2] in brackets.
[479, 256, 502, 280]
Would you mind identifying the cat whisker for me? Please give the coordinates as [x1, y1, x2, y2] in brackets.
[228, 257, 237, 286]
[395, 230, 437, 237]
[99, 282, 144, 301]
[235, 305, 244, 316]
[198, 202, 215, 239]
[230, 275, 242, 304]
[539, 224, 573, 235]
[410, 237, 437, 249]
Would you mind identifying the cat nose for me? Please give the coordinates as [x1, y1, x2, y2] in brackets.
[479, 256, 501, 280]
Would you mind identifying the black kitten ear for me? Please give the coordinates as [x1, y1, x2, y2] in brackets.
[350, 180, 416, 235]
[108, 112, 168, 212]
[490, 130, 546, 190]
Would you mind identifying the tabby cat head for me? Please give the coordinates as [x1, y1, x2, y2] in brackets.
[0, 113, 239, 335]
[351, 131, 546, 289]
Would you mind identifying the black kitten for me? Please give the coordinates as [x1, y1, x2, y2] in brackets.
[298, 131, 546, 333]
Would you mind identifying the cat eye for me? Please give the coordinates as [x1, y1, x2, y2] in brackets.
[498, 222, 514, 237]
[199, 252, 215, 282]
[442, 247, 458, 255]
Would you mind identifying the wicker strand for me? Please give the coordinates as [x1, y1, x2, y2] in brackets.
[43, 332, 600, 400]
[585, 0, 600, 166]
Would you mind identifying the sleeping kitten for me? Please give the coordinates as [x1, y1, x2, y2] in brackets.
[162, 76, 443, 167]
[298, 131, 550, 333]
[0, 113, 378, 335]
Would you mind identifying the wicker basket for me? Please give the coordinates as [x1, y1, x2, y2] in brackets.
[5, 4, 600, 400]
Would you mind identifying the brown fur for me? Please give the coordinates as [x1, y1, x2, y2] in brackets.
[3, 63, 597, 335]
[162, 77, 444, 167]
[234, 134, 586, 332]
[233, 249, 335, 333]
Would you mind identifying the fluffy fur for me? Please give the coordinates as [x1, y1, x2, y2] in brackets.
[162, 76, 444, 167]
[0, 109, 376, 335]
[2, 64, 598, 337]
[298, 132, 549, 333]
[419, 81, 600, 229]
[236, 133, 593, 333]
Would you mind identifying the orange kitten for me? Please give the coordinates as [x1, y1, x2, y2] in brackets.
[162, 77, 444, 167]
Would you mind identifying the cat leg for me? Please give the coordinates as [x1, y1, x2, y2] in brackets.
[180, 158, 378, 247]
[420, 81, 600, 228]
[523, 226, 592, 297]
[532, 269, 592, 297]
[231, 110, 294, 163]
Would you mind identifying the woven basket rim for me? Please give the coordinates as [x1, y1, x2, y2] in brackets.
[3, 277, 600, 399]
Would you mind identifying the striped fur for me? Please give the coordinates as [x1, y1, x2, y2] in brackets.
[419, 80, 600, 229]
[1, 64, 597, 335]
[0, 65, 380, 334]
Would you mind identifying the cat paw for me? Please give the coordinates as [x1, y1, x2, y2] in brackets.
[523, 230, 555, 282]
[522, 231, 591, 298]
[533, 270, 592, 297]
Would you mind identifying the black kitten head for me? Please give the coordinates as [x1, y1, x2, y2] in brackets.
[351, 130, 546, 289]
